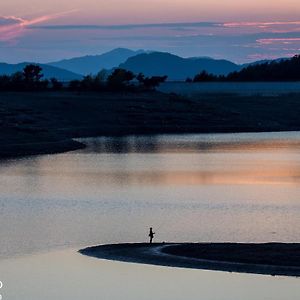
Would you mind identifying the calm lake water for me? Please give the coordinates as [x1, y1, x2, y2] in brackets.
[159, 82, 300, 96]
[1, 132, 300, 299]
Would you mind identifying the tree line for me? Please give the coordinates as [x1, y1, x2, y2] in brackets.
[1, 54, 299, 91]
[0, 65, 168, 92]
[188, 55, 300, 82]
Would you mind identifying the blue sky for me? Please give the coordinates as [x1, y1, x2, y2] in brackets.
[0, 0, 300, 63]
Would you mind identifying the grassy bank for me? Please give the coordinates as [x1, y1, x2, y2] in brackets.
[1, 90, 300, 159]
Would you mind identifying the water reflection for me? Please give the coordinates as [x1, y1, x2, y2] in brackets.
[1, 250, 299, 300]
[77, 132, 300, 153]
[81, 136, 161, 153]
[1, 132, 300, 259]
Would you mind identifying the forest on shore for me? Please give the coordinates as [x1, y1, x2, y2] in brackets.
[188, 55, 300, 82]
[1, 54, 300, 92]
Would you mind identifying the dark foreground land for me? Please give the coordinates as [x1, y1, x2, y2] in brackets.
[80, 243, 300, 277]
[1, 90, 300, 158]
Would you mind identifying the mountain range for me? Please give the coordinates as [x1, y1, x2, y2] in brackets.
[119, 52, 241, 80]
[0, 48, 289, 81]
[49, 48, 145, 75]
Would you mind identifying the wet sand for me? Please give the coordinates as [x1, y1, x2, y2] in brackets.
[80, 243, 300, 277]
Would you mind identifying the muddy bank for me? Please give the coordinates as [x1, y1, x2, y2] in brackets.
[80, 243, 300, 277]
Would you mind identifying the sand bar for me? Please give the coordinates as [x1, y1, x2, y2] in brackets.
[80, 243, 300, 277]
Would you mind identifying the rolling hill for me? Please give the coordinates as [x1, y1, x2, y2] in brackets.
[0, 63, 82, 81]
[119, 52, 241, 80]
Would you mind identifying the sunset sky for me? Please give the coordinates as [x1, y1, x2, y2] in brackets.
[0, 0, 300, 63]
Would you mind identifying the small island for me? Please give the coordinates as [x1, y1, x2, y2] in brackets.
[80, 243, 300, 277]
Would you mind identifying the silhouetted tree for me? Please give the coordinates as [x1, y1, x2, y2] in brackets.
[191, 55, 300, 82]
[136, 73, 167, 90]
[107, 68, 135, 90]
[0, 75, 11, 90]
[23, 64, 44, 89]
[78, 72, 108, 91]
[193, 71, 218, 82]
[94, 69, 108, 87]
[136, 73, 145, 84]
[68, 80, 81, 91]
[80, 75, 95, 90]
[50, 78, 63, 90]
[39, 79, 49, 89]
[10, 72, 26, 90]
[142, 75, 168, 90]
[226, 55, 300, 81]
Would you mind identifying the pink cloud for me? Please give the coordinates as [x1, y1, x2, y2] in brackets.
[224, 21, 300, 28]
[221, 21, 300, 36]
[0, 11, 76, 42]
[257, 38, 300, 45]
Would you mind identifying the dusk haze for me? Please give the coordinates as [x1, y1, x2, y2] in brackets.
[1, 1, 300, 300]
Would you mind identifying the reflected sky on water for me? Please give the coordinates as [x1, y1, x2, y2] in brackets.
[1, 132, 300, 259]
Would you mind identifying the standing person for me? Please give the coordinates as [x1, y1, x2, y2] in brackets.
[149, 227, 155, 244]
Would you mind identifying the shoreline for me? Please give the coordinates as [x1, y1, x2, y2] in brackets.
[79, 243, 300, 277]
[2, 90, 300, 161]
[2, 128, 300, 161]
[0, 139, 85, 161]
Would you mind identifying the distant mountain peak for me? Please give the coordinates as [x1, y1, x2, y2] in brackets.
[48, 48, 145, 75]
[119, 51, 240, 80]
[107, 47, 144, 54]
[32, 49, 290, 81]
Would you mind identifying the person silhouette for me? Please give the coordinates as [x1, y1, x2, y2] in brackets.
[149, 227, 155, 244]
